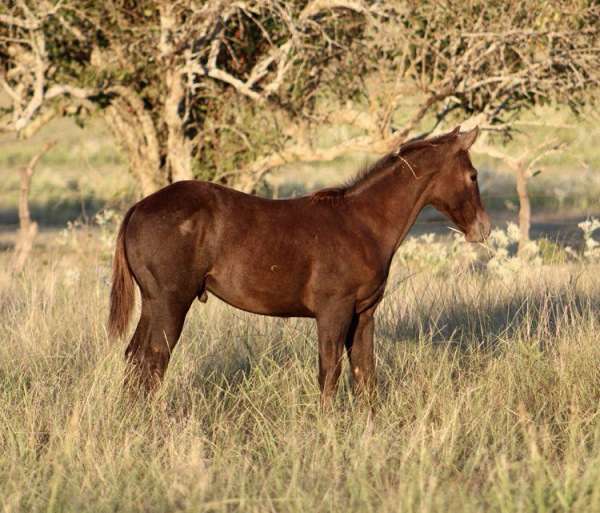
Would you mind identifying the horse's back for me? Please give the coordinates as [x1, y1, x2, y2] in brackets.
[122, 180, 379, 316]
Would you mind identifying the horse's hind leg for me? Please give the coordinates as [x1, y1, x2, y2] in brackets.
[125, 292, 193, 393]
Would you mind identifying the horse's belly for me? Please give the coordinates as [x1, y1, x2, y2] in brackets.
[205, 265, 313, 318]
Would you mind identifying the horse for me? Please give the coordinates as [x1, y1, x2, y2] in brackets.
[108, 126, 490, 407]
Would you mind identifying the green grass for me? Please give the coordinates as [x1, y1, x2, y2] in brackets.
[1, 231, 600, 512]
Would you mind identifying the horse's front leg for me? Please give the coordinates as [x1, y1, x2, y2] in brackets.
[345, 306, 377, 405]
[316, 303, 354, 410]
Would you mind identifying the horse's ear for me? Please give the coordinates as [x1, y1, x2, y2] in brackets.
[456, 126, 479, 151]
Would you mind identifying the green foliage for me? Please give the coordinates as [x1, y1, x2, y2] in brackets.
[194, 96, 285, 182]
[537, 238, 569, 265]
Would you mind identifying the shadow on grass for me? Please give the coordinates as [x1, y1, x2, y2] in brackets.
[0, 194, 135, 228]
[380, 273, 598, 351]
[151, 271, 600, 401]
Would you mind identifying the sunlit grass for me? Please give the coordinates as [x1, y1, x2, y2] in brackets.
[1, 232, 599, 512]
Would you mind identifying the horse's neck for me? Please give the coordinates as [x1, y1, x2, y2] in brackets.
[350, 163, 433, 258]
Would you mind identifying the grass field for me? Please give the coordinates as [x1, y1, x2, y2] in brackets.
[1, 228, 600, 513]
[1, 102, 599, 512]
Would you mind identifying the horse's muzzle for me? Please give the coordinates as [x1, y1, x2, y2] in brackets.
[465, 211, 491, 243]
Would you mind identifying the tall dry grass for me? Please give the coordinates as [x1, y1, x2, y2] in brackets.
[1, 231, 599, 513]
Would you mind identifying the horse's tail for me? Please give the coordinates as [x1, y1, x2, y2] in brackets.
[108, 207, 136, 339]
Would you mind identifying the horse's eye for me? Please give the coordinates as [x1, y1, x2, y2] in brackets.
[470, 173, 477, 183]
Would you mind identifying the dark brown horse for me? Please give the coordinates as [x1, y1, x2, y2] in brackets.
[108, 126, 490, 406]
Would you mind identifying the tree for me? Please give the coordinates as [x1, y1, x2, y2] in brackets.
[235, 0, 599, 240]
[389, 1, 599, 246]
[475, 133, 567, 253]
[1, 0, 367, 195]
[12, 141, 55, 272]
[1, 0, 598, 203]
[0, 1, 95, 137]
[240, 1, 599, 170]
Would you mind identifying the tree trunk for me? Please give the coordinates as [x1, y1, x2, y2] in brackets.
[515, 163, 531, 254]
[160, 3, 194, 183]
[164, 67, 194, 182]
[104, 100, 166, 197]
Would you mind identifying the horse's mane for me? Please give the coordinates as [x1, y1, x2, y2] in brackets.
[310, 130, 458, 202]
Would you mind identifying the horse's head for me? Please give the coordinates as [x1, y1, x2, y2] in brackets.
[427, 127, 491, 243]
